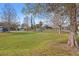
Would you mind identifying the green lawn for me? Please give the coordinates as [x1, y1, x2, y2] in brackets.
[0, 31, 79, 56]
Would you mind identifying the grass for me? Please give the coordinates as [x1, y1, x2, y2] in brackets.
[0, 31, 79, 55]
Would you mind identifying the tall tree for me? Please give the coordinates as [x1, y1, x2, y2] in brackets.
[65, 4, 78, 47]
[1, 4, 18, 31]
[22, 4, 36, 31]
[22, 16, 29, 31]
[47, 4, 67, 34]
[22, 3, 45, 31]
[47, 3, 78, 47]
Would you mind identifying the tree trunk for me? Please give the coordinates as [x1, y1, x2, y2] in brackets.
[58, 25, 61, 34]
[68, 32, 78, 47]
[67, 4, 78, 47]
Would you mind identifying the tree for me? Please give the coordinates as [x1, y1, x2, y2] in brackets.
[22, 3, 46, 31]
[47, 4, 68, 34]
[47, 3, 78, 48]
[22, 16, 29, 31]
[36, 21, 43, 29]
[1, 4, 18, 31]
[53, 14, 62, 34]
[22, 4, 36, 31]
[65, 4, 78, 47]
[39, 21, 43, 27]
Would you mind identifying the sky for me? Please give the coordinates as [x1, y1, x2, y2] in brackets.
[0, 3, 55, 27]
[11, 3, 25, 23]
[0, 3, 70, 27]
[0, 3, 24, 24]
[0, 3, 51, 25]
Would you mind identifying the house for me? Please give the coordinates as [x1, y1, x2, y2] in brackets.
[0, 26, 3, 32]
[0, 26, 8, 32]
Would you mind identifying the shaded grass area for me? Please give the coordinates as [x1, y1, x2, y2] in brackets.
[0, 31, 79, 55]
